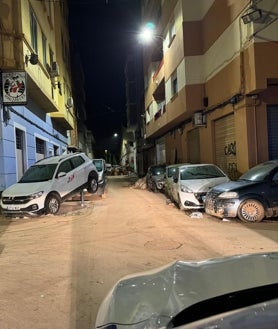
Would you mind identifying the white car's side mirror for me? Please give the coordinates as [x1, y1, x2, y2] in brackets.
[57, 171, 66, 178]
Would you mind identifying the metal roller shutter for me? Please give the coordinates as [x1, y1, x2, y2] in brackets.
[267, 106, 278, 160]
[215, 114, 238, 179]
[187, 129, 200, 164]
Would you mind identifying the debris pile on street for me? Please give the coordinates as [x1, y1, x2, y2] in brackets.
[132, 177, 147, 189]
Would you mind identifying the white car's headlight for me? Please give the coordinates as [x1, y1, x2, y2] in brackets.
[180, 185, 192, 193]
[218, 191, 238, 199]
[29, 191, 44, 199]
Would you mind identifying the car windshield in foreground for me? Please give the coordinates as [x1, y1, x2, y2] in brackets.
[19, 164, 57, 183]
[180, 165, 225, 180]
[239, 161, 278, 182]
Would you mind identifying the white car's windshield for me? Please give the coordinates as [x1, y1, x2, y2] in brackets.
[19, 164, 57, 183]
[180, 165, 225, 180]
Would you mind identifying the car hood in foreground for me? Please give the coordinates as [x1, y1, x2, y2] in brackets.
[2, 181, 51, 196]
[210, 179, 260, 193]
[95, 253, 278, 329]
[179, 176, 229, 192]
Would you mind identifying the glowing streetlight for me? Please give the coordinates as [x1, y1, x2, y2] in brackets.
[113, 133, 118, 137]
[138, 22, 163, 44]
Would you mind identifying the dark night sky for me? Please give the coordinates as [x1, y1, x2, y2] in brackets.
[68, 0, 142, 146]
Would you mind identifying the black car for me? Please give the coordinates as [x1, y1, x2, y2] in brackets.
[205, 160, 278, 222]
[146, 164, 166, 192]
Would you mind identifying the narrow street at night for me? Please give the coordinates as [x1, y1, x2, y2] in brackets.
[0, 175, 277, 329]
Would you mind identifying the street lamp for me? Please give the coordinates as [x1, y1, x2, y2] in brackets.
[138, 22, 164, 44]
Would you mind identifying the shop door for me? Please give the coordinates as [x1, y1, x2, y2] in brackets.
[187, 129, 200, 163]
[267, 105, 278, 160]
[215, 114, 237, 179]
[156, 138, 166, 164]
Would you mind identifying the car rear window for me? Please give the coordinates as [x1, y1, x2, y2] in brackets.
[19, 164, 57, 183]
[71, 155, 85, 169]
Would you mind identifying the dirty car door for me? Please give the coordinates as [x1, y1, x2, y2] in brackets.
[55, 159, 75, 197]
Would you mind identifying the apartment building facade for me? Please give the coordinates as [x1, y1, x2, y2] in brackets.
[141, 0, 278, 179]
[0, 0, 78, 191]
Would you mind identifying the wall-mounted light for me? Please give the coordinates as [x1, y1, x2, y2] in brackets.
[241, 8, 262, 24]
[25, 53, 38, 66]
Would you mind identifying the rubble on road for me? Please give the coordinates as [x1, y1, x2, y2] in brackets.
[132, 177, 147, 190]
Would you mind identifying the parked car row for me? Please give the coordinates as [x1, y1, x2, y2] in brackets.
[146, 160, 278, 223]
[146, 163, 229, 209]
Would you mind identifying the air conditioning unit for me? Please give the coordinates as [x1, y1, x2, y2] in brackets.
[51, 61, 59, 77]
[193, 111, 206, 127]
[66, 97, 73, 108]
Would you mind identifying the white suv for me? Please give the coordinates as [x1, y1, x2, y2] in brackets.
[0, 152, 98, 216]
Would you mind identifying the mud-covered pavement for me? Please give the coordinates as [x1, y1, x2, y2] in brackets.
[0, 175, 277, 329]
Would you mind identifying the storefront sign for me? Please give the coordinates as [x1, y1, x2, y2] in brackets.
[1, 71, 27, 105]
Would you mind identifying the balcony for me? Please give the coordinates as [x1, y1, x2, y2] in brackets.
[51, 107, 75, 130]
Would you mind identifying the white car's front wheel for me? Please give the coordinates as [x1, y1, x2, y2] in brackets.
[45, 194, 60, 215]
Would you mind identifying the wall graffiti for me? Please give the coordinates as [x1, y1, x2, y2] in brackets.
[224, 141, 236, 156]
[227, 162, 239, 180]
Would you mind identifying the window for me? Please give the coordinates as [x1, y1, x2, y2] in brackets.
[170, 20, 176, 40]
[172, 71, 178, 96]
[54, 145, 59, 155]
[57, 160, 72, 174]
[30, 7, 38, 53]
[168, 19, 176, 47]
[36, 138, 45, 155]
[71, 156, 85, 169]
[16, 129, 23, 150]
[49, 47, 54, 67]
[42, 33, 47, 66]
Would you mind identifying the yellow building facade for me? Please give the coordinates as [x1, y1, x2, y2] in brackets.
[1, 0, 75, 130]
[142, 0, 278, 178]
[0, 0, 77, 189]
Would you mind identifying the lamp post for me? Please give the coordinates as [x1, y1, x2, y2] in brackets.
[138, 22, 164, 44]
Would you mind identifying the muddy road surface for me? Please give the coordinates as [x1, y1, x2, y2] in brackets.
[0, 175, 277, 329]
